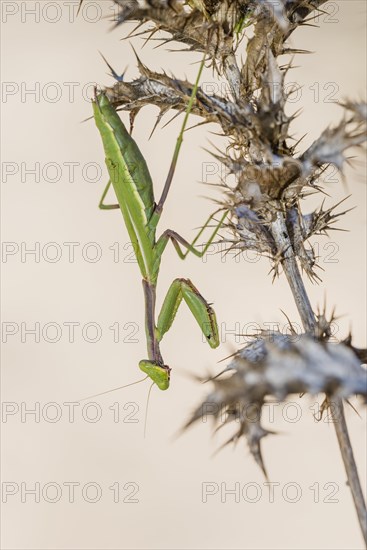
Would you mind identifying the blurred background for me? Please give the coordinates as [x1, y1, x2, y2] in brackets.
[1, 1, 366, 548]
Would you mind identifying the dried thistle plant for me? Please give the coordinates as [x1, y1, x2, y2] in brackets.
[89, 0, 367, 542]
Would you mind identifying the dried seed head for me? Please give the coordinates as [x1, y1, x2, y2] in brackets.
[185, 331, 367, 476]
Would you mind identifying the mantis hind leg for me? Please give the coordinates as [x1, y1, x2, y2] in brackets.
[99, 180, 119, 210]
[156, 278, 219, 348]
[155, 209, 228, 260]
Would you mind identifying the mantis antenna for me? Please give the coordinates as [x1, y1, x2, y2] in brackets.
[77, 376, 148, 403]
[143, 382, 155, 439]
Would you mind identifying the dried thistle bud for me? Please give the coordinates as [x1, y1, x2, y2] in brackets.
[185, 330, 367, 476]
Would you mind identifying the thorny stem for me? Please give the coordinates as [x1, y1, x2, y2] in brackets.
[223, 53, 241, 100]
[271, 209, 367, 545]
[271, 211, 316, 333]
[332, 396, 367, 544]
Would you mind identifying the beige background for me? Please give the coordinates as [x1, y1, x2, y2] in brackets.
[1, 1, 366, 549]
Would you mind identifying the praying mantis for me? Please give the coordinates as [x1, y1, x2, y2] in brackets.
[92, 58, 227, 391]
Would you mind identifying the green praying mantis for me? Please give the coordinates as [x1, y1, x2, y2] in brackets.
[92, 58, 227, 391]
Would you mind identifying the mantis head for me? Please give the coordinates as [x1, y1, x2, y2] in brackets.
[139, 360, 171, 391]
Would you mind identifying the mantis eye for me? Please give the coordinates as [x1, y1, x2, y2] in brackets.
[139, 360, 170, 391]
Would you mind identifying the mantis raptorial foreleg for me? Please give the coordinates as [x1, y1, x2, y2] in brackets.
[156, 278, 218, 347]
